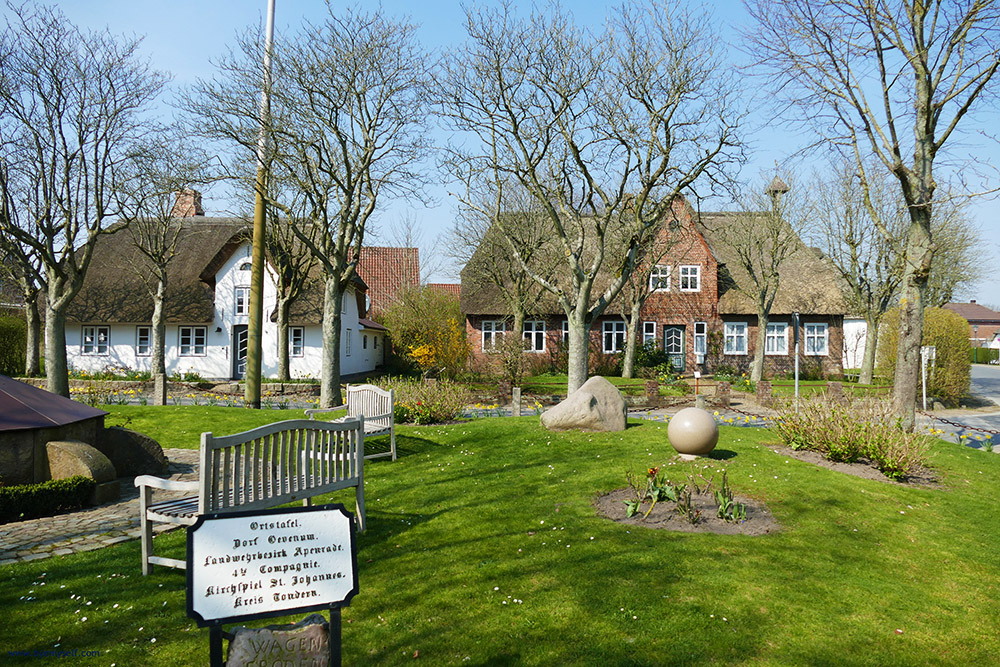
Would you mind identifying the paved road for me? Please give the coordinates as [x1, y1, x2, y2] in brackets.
[970, 362, 1000, 405]
[917, 364, 1000, 450]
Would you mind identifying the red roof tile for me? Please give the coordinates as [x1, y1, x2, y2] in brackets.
[428, 283, 461, 300]
[943, 301, 1000, 323]
[356, 247, 420, 316]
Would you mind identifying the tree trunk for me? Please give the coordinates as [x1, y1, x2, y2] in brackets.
[892, 210, 934, 432]
[858, 314, 879, 385]
[621, 300, 643, 379]
[44, 300, 69, 397]
[24, 291, 41, 377]
[320, 277, 344, 408]
[277, 297, 292, 382]
[151, 277, 167, 405]
[566, 311, 590, 394]
[751, 312, 768, 383]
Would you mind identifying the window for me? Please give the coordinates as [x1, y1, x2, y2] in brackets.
[82, 326, 110, 355]
[642, 321, 657, 345]
[345, 329, 352, 356]
[693, 321, 707, 357]
[482, 320, 505, 351]
[724, 322, 747, 355]
[234, 286, 250, 316]
[179, 326, 207, 356]
[523, 320, 546, 352]
[363, 334, 368, 350]
[805, 323, 829, 356]
[603, 320, 626, 353]
[289, 326, 304, 357]
[649, 265, 670, 291]
[561, 319, 569, 345]
[239, 262, 252, 271]
[136, 326, 151, 356]
[765, 322, 788, 355]
[373, 335, 378, 349]
[679, 265, 701, 292]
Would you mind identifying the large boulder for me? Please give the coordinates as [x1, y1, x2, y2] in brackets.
[540, 376, 627, 432]
[45, 440, 120, 504]
[97, 427, 169, 477]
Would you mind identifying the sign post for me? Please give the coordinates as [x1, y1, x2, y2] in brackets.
[187, 504, 359, 666]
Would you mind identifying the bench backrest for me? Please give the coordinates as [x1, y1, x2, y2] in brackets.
[346, 384, 394, 429]
[197, 418, 364, 514]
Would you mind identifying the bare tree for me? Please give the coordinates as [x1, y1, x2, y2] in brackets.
[187, 6, 430, 406]
[440, 0, 742, 394]
[746, 0, 1000, 429]
[449, 183, 556, 340]
[706, 176, 807, 383]
[0, 3, 167, 396]
[119, 137, 215, 402]
[924, 199, 986, 306]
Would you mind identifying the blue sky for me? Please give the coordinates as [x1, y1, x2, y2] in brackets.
[10, 1, 1000, 303]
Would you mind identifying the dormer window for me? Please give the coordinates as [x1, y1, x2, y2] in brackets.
[239, 262, 252, 271]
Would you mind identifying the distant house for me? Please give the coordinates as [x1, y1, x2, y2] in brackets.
[356, 246, 420, 318]
[428, 283, 461, 300]
[460, 196, 847, 377]
[943, 300, 1000, 348]
[63, 203, 394, 381]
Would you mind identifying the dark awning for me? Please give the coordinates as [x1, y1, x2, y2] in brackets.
[0, 375, 107, 432]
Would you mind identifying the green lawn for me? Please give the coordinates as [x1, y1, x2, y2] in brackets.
[3, 408, 999, 665]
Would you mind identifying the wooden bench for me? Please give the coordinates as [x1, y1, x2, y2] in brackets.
[134, 417, 365, 575]
[306, 383, 396, 461]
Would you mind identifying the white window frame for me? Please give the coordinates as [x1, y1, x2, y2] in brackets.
[805, 322, 829, 356]
[765, 322, 788, 355]
[561, 319, 569, 345]
[649, 265, 671, 292]
[289, 326, 304, 357]
[679, 265, 701, 292]
[724, 322, 748, 355]
[482, 320, 506, 351]
[603, 320, 627, 353]
[179, 326, 207, 356]
[81, 325, 110, 355]
[234, 286, 250, 316]
[346, 328, 352, 356]
[693, 321, 708, 356]
[136, 325, 151, 357]
[642, 321, 657, 345]
[523, 320, 546, 353]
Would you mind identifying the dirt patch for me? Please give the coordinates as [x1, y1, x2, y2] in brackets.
[767, 444, 941, 489]
[594, 487, 780, 536]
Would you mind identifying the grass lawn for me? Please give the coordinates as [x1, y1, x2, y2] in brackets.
[3, 408, 999, 665]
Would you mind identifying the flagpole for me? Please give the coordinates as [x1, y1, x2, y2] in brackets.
[245, 0, 276, 409]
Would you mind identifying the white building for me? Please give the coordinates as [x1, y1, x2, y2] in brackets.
[64, 205, 386, 381]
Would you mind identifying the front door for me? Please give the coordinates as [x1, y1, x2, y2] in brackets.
[664, 325, 685, 373]
[233, 325, 248, 379]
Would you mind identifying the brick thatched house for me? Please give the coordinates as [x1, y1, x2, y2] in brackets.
[460, 196, 847, 377]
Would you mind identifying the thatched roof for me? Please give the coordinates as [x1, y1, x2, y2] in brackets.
[67, 217, 366, 325]
[459, 203, 847, 318]
[698, 212, 847, 315]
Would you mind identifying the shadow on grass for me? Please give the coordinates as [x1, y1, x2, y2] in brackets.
[710, 449, 738, 460]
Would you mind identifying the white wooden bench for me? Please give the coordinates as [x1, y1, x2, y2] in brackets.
[306, 384, 396, 461]
[134, 417, 365, 575]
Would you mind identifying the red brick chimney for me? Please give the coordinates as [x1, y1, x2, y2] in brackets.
[171, 189, 204, 218]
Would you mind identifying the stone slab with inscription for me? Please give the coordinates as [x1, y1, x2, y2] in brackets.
[227, 613, 329, 667]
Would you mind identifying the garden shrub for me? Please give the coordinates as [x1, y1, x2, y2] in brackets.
[380, 286, 469, 378]
[775, 395, 929, 479]
[381, 376, 473, 424]
[878, 307, 971, 405]
[0, 313, 26, 376]
[0, 476, 95, 523]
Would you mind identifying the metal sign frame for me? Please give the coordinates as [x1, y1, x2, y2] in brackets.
[186, 503, 359, 628]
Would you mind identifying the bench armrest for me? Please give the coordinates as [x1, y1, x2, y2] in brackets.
[134, 475, 199, 493]
[305, 405, 347, 419]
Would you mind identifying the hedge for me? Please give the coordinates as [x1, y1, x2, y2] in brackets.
[878, 307, 971, 405]
[971, 347, 999, 364]
[0, 476, 95, 524]
[0, 313, 26, 377]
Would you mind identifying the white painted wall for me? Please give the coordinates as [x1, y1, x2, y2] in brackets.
[64, 242, 384, 380]
[843, 318, 868, 370]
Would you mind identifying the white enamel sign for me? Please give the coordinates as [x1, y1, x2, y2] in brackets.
[187, 504, 358, 626]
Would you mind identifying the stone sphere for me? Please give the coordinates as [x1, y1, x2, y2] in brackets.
[667, 407, 719, 457]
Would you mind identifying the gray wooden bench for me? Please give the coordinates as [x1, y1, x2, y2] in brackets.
[306, 383, 396, 461]
[134, 417, 365, 575]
